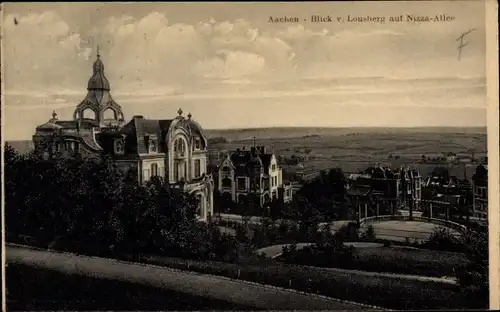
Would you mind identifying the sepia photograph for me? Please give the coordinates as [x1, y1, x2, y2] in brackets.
[1, 1, 497, 311]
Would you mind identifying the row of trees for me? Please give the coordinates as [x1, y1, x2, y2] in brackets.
[4, 145, 244, 262]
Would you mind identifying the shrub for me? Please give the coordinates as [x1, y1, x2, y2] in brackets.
[362, 225, 376, 241]
[336, 222, 360, 241]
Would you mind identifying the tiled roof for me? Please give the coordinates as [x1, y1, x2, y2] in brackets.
[229, 150, 275, 176]
[119, 117, 172, 155]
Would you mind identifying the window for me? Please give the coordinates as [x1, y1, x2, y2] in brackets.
[174, 163, 179, 181]
[194, 159, 201, 177]
[151, 163, 158, 177]
[222, 166, 231, 174]
[174, 138, 186, 156]
[149, 139, 158, 153]
[114, 140, 125, 155]
[222, 178, 232, 188]
[272, 164, 276, 171]
[143, 169, 151, 182]
[237, 177, 246, 191]
[194, 137, 201, 150]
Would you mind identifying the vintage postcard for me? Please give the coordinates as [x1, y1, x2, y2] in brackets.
[1, 1, 498, 311]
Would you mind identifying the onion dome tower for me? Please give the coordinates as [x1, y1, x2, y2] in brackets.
[73, 46, 125, 128]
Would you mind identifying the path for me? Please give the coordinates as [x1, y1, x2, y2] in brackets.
[6, 244, 376, 310]
[362, 220, 460, 243]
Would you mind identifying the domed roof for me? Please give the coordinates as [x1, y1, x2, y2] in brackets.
[173, 110, 205, 138]
[87, 50, 110, 91]
[36, 111, 63, 131]
[37, 122, 63, 131]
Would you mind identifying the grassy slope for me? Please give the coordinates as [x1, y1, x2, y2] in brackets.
[7, 263, 255, 311]
[6, 245, 367, 311]
[137, 253, 465, 310]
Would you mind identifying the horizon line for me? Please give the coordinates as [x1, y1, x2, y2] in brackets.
[4, 125, 487, 142]
[204, 125, 487, 131]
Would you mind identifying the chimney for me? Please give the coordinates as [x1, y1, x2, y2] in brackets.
[260, 146, 267, 154]
[133, 115, 144, 119]
[236, 148, 240, 152]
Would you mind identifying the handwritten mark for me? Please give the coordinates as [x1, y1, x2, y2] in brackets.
[13, 17, 18, 25]
[456, 28, 476, 61]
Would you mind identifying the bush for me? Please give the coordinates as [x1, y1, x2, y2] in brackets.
[336, 222, 360, 241]
[361, 225, 376, 241]
[420, 228, 464, 253]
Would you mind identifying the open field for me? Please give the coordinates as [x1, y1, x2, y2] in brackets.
[8, 127, 487, 162]
[206, 127, 487, 176]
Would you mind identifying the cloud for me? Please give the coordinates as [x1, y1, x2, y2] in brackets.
[3, 9, 486, 98]
[3, 12, 91, 91]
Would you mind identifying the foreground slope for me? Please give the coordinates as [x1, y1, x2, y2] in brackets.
[6, 245, 378, 310]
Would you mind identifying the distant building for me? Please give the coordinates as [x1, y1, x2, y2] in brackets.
[208, 148, 226, 173]
[472, 164, 488, 220]
[420, 165, 474, 219]
[31, 51, 214, 221]
[216, 146, 293, 207]
[347, 165, 422, 216]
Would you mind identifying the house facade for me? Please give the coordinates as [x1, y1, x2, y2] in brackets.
[32, 52, 214, 221]
[347, 165, 422, 217]
[216, 146, 293, 207]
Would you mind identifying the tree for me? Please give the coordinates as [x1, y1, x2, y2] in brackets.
[4, 152, 244, 262]
[455, 227, 489, 307]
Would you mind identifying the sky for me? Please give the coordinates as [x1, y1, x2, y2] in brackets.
[2, 1, 488, 140]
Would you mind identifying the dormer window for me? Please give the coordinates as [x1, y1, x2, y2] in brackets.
[114, 139, 125, 155]
[149, 139, 158, 153]
[145, 134, 158, 153]
[194, 137, 201, 150]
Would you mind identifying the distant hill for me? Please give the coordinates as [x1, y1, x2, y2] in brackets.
[5, 126, 486, 154]
[204, 127, 487, 142]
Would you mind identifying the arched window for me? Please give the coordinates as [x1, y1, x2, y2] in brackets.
[103, 108, 116, 120]
[222, 166, 231, 174]
[173, 138, 187, 156]
[81, 108, 96, 120]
